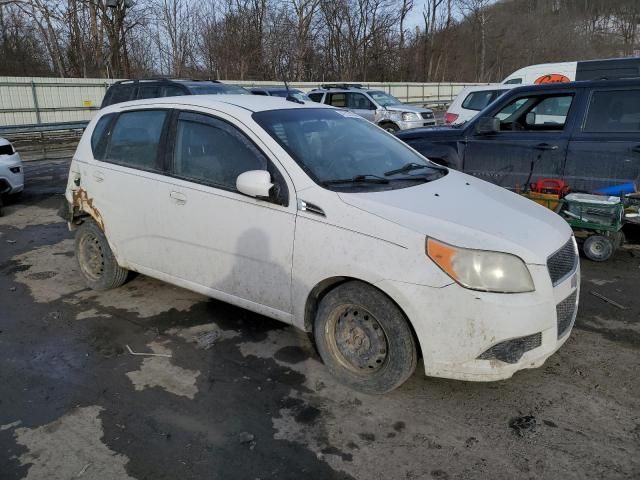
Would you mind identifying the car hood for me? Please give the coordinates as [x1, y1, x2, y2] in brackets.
[385, 105, 432, 114]
[337, 171, 571, 265]
[396, 125, 464, 140]
[0, 137, 11, 147]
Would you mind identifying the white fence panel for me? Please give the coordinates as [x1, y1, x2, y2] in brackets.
[0, 77, 485, 129]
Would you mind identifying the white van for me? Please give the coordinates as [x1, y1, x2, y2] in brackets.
[62, 95, 580, 393]
[503, 57, 640, 85]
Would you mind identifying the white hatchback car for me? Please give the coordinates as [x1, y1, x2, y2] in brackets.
[62, 95, 580, 393]
[445, 84, 512, 125]
[0, 137, 24, 197]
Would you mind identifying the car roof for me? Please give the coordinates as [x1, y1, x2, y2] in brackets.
[250, 87, 298, 92]
[508, 77, 640, 93]
[101, 94, 333, 114]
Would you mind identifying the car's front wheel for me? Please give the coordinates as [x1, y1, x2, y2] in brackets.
[380, 122, 400, 133]
[75, 220, 128, 290]
[314, 281, 417, 394]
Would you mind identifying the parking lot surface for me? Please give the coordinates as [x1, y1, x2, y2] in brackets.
[1, 159, 639, 480]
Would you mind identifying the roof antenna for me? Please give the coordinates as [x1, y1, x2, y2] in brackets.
[281, 66, 304, 104]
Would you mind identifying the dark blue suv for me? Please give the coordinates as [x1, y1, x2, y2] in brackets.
[397, 79, 640, 193]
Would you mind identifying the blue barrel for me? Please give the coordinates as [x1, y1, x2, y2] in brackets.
[593, 182, 636, 196]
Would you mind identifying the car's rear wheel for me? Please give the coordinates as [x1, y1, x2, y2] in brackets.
[75, 220, 128, 290]
[314, 281, 417, 394]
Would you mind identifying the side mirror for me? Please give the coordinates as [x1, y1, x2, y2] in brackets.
[526, 112, 536, 125]
[474, 116, 500, 135]
[236, 170, 273, 198]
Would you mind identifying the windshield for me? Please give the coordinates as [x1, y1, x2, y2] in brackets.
[253, 108, 446, 191]
[269, 89, 311, 102]
[186, 84, 251, 95]
[369, 91, 402, 107]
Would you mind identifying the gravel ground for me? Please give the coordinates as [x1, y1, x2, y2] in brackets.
[0, 158, 638, 480]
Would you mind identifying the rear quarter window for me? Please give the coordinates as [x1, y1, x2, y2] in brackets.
[107, 85, 136, 106]
[91, 113, 115, 160]
[462, 90, 500, 111]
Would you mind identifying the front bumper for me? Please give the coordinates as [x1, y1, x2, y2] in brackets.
[398, 118, 437, 130]
[378, 263, 580, 381]
[0, 153, 24, 194]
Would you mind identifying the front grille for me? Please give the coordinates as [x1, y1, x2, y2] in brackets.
[556, 291, 578, 338]
[547, 238, 578, 285]
[421, 112, 434, 119]
[478, 332, 542, 364]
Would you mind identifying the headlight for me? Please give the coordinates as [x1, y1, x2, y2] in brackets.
[401, 112, 419, 121]
[426, 238, 535, 293]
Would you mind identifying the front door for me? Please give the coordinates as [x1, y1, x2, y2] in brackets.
[159, 110, 297, 316]
[564, 87, 640, 192]
[463, 93, 575, 190]
[346, 92, 377, 122]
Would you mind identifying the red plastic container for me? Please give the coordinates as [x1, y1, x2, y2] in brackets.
[530, 178, 570, 196]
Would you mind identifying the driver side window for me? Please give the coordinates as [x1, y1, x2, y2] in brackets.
[493, 94, 573, 131]
[173, 112, 267, 191]
[347, 93, 375, 110]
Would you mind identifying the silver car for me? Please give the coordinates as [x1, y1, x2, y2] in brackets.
[308, 84, 436, 132]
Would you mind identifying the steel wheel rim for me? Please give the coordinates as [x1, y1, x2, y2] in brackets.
[325, 304, 389, 374]
[78, 233, 105, 282]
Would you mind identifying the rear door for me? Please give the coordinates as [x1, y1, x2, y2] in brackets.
[462, 90, 576, 189]
[86, 108, 172, 271]
[564, 86, 640, 192]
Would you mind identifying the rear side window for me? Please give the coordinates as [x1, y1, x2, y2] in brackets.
[105, 110, 167, 171]
[327, 93, 346, 107]
[91, 114, 115, 159]
[173, 112, 267, 191]
[252, 90, 269, 96]
[504, 78, 522, 85]
[138, 85, 162, 99]
[308, 92, 323, 103]
[164, 85, 187, 97]
[584, 90, 640, 133]
[462, 90, 500, 111]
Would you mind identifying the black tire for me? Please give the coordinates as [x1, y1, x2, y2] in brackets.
[314, 281, 417, 394]
[583, 234, 614, 262]
[75, 220, 128, 290]
[380, 122, 400, 133]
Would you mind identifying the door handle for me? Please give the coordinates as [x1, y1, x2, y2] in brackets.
[93, 171, 105, 182]
[631, 145, 640, 153]
[169, 191, 187, 205]
[535, 143, 559, 151]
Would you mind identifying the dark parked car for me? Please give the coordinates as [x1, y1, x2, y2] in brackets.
[397, 79, 640, 193]
[101, 79, 250, 108]
[249, 87, 311, 102]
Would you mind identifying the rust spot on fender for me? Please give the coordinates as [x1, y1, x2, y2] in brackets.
[72, 188, 104, 231]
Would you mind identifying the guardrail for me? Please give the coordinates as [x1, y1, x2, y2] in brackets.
[0, 120, 89, 135]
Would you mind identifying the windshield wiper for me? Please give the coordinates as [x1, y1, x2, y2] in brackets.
[322, 174, 389, 186]
[384, 163, 431, 177]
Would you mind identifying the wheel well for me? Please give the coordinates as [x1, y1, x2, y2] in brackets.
[378, 121, 398, 128]
[304, 277, 422, 358]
